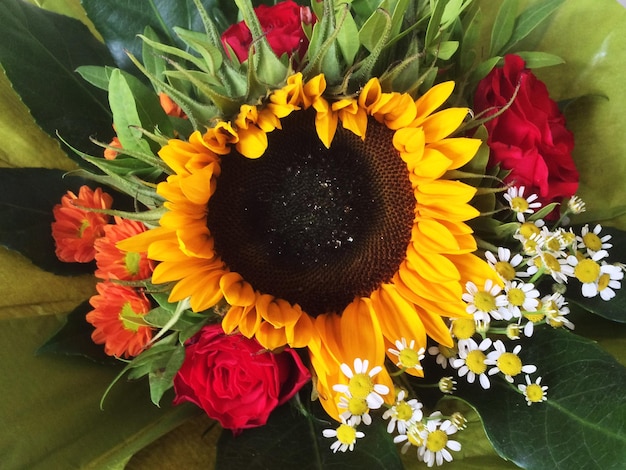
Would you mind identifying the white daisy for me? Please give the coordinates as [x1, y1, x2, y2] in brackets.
[568, 251, 623, 301]
[527, 250, 574, 284]
[503, 280, 540, 319]
[486, 340, 537, 383]
[542, 292, 575, 330]
[463, 279, 509, 322]
[418, 418, 462, 467]
[485, 246, 528, 281]
[322, 419, 365, 453]
[333, 358, 390, 410]
[388, 338, 425, 374]
[337, 392, 372, 426]
[567, 195, 586, 214]
[382, 390, 423, 434]
[578, 224, 612, 255]
[504, 186, 542, 222]
[518, 375, 548, 405]
[452, 337, 493, 389]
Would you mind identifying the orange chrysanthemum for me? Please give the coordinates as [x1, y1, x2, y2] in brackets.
[104, 136, 123, 160]
[95, 217, 153, 281]
[86, 281, 153, 358]
[51, 186, 113, 263]
[119, 74, 495, 420]
[159, 92, 187, 119]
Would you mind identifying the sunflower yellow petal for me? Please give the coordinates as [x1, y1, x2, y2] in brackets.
[219, 272, 256, 306]
[422, 107, 469, 143]
[413, 81, 455, 124]
[235, 125, 268, 159]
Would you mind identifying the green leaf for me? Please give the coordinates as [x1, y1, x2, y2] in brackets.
[0, 168, 95, 275]
[108, 68, 174, 155]
[81, 0, 222, 74]
[0, 0, 114, 159]
[37, 300, 120, 364]
[456, 328, 626, 469]
[76, 64, 117, 91]
[216, 395, 403, 470]
[489, 0, 518, 57]
[501, 0, 565, 54]
[514, 50, 563, 68]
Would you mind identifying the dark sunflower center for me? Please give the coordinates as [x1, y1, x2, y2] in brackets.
[207, 109, 414, 316]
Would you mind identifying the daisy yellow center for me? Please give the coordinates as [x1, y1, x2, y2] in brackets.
[525, 383, 545, 403]
[542, 253, 561, 273]
[425, 429, 448, 452]
[119, 302, 148, 332]
[598, 273, 611, 291]
[124, 251, 142, 276]
[207, 111, 414, 316]
[495, 261, 516, 281]
[407, 423, 426, 447]
[399, 348, 421, 368]
[496, 352, 522, 377]
[582, 232, 602, 251]
[347, 396, 369, 416]
[451, 318, 476, 340]
[395, 401, 414, 421]
[525, 312, 545, 323]
[519, 222, 540, 238]
[546, 236, 562, 252]
[510, 196, 529, 213]
[336, 424, 357, 445]
[474, 291, 496, 313]
[348, 373, 374, 399]
[574, 259, 600, 283]
[507, 287, 526, 306]
[465, 349, 487, 374]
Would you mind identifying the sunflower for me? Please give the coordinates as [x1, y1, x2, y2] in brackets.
[118, 73, 494, 420]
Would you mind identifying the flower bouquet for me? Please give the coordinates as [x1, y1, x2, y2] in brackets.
[1, 0, 626, 469]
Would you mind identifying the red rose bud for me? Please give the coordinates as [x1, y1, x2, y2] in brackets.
[473, 54, 578, 212]
[173, 324, 311, 434]
[221, 0, 315, 63]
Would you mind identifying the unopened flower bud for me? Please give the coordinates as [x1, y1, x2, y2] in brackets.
[450, 412, 467, 430]
[438, 376, 457, 394]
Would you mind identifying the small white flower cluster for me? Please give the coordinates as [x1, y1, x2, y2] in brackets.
[428, 188, 625, 405]
[323, 357, 464, 467]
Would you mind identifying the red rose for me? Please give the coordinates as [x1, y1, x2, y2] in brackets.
[173, 324, 310, 433]
[473, 54, 578, 209]
[221, 0, 314, 62]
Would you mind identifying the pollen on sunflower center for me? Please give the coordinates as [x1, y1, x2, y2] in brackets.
[207, 109, 414, 316]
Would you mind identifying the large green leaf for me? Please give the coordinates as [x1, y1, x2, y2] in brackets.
[0, 309, 200, 470]
[455, 328, 626, 470]
[216, 397, 403, 470]
[0, 0, 114, 159]
[80, 0, 234, 74]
